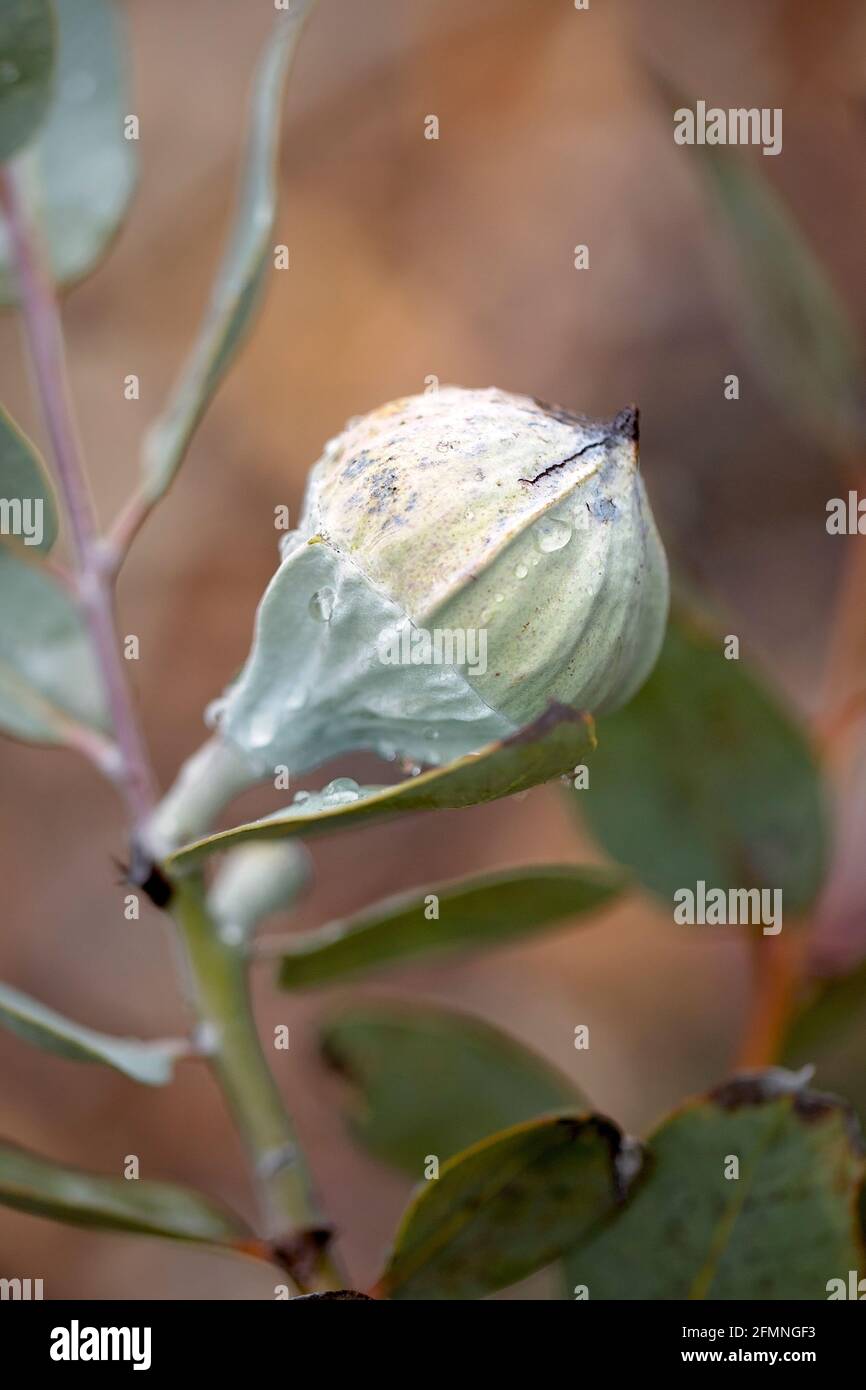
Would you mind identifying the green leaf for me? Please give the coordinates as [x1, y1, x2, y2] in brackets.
[0, 0, 56, 164]
[0, 1137, 248, 1243]
[0, 403, 57, 552]
[0, 981, 186, 1085]
[0, 0, 136, 303]
[381, 1113, 633, 1300]
[170, 703, 596, 869]
[0, 545, 109, 743]
[321, 1001, 586, 1176]
[566, 1070, 865, 1299]
[783, 960, 866, 1128]
[578, 604, 827, 913]
[140, 1, 318, 504]
[277, 864, 625, 990]
[654, 74, 865, 450]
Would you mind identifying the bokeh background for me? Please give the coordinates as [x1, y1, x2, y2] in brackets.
[1, 0, 865, 1297]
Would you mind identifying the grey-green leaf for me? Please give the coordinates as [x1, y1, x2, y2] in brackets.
[321, 1001, 586, 1176]
[0, 546, 109, 743]
[0, 1138, 248, 1243]
[0, 403, 58, 552]
[0, 0, 136, 303]
[0, 981, 186, 1085]
[578, 604, 828, 914]
[381, 1113, 633, 1300]
[654, 73, 865, 450]
[0, 0, 55, 163]
[140, 0, 319, 503]
[566, 1070, 865, 1299]
[170, 703, 596, 868]
[277, 864, 625, 989]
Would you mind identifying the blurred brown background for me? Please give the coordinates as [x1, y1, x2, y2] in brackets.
[1, 0, 865, 1297]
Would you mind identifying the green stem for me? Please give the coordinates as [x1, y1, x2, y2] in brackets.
[172, 874, 341, 1293]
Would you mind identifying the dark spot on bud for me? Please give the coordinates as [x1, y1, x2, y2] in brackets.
[611, 405, 639, 442]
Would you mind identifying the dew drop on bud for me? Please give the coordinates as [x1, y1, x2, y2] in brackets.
[292, 790, 310, 804]
[515, 563, 528, 579]
[309, 587, 336, 622]
[534, 517, 573, 553]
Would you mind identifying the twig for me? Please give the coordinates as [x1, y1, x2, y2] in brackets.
[172, 876, 342, 1292]
[0, 158, 339, 1293]
[0, 164, 156, 836]
[735, 932, 805, 1069]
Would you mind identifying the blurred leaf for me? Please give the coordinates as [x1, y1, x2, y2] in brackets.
[0, 981, 186, 1085]
[208, 840, 312, 943]
[783, 959, 866, 1128]
[170, 704, 596, 869]
[0, 1137, 248, 1243]
[0, 545, 109, 743]
[0, 0, 55, 163]
[0, 0, 136, 303]
[381, 1114, 632, 1300]
[0, 403, 57, 552]
[277, 864, 625, 990]
[140, 1, 319, 503]
[566, 1070, 865, 1299]
[321, 1001, 586, 1176]
[578, 604, 827, 913]
[654, 74, 865, 450]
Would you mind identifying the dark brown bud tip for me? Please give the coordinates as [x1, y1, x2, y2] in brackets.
[611, 405, 639, 443]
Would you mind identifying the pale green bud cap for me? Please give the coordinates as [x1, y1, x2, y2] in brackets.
[218, 387, 669, 774]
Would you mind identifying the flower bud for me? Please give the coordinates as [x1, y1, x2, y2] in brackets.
[217, 387, 669, 774]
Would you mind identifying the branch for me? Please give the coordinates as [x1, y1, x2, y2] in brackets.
[0, 163, 156, 837]
[171, 875, 342, 1292]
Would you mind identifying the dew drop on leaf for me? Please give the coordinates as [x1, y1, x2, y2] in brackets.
[322, 777, 360, 804]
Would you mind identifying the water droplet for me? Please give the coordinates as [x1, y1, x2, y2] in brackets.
[515, 563, 528, 579]
[309, 587, 336, 622]
[247, 706, 279, 750]
[465, 508, 475, 522]
[322, 776, 360, 804]
[292, 789, 310, 804]
[480, 609, 492, 624]
[204, 697, 227, 729]
[495, 592, 504, 603]
[284, 690, 307, 713]
[534, 517, 572, 552]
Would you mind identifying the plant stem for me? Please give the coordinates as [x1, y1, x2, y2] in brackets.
[0, 163, 156, 835]
[735, 932, 804, 1069]
[171, 875, 341, 1292]
[1, 159, 340, 1293]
